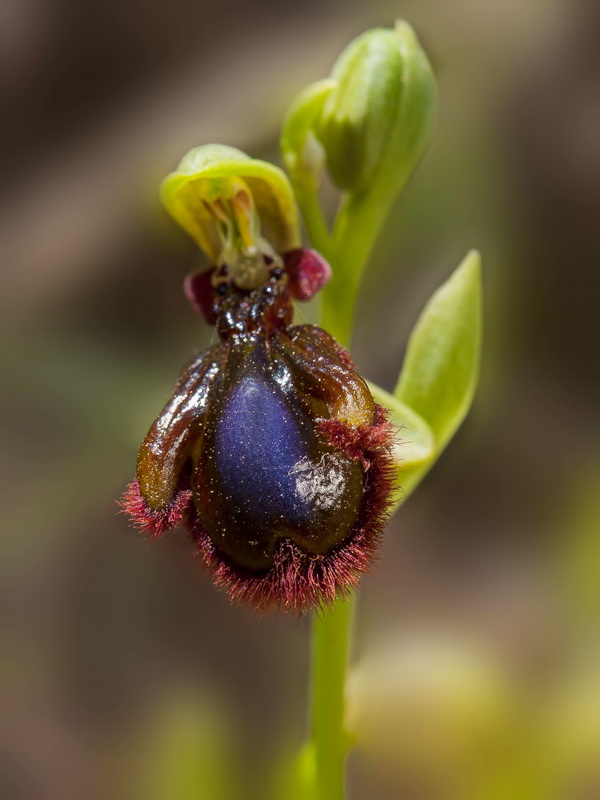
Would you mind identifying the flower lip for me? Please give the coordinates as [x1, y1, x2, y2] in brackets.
[123, 268, 396, 614]
[191, 403, 396, 615]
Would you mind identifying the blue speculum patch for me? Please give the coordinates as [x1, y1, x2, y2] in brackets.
[215, 360, 317, 527]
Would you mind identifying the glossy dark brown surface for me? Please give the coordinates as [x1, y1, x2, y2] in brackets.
[194, 335, 367, 572]
[135, 275, 378, 576]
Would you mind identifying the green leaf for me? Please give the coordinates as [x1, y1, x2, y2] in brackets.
[395, 250, 482, 451]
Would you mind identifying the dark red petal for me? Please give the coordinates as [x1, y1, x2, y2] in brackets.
[184, 268, 218, 324]
[120, 479, 193, 538]
[284, 248, 332, 301]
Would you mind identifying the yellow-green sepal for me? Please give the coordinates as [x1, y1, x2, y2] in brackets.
[161, 144, 300, 262]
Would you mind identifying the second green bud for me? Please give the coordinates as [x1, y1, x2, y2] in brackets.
[282, 20, 436, 199]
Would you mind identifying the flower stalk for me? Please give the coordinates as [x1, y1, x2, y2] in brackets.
[311, 596, 355, 800]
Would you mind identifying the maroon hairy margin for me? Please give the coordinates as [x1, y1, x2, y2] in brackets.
[120, 479, 193, 539]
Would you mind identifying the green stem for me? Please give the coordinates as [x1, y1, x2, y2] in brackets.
[296, 189, 334, 263]
[302, 175, 398, 800]
[311, 595, 355, 800]
[321, 188, 390, 346]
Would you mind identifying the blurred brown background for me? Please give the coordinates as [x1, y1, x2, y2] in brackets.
[1, 0, 599, 798]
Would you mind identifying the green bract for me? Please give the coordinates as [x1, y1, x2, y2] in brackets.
[161, 144, 300, 288]
[395, 250, 482, 451]
[368, 251, 482, 507]
[282, 21, 435, 199]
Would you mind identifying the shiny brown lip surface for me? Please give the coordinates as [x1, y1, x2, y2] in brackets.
[122, 270, 396, 614]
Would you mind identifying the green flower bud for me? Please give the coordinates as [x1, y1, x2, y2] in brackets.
[161, 144, 300, 289]
[282, 20, 435, 198]
[280, 79, 335, 195]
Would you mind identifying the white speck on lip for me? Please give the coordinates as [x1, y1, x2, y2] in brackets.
[289, 454, 346, 511]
